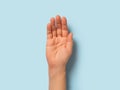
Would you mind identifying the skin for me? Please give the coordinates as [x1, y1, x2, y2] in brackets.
[46, 15, 73, 90]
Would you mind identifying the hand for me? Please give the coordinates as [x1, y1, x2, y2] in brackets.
[46, 15, 73, 70]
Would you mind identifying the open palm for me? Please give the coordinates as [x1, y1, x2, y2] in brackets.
[46, 15, 73, 68]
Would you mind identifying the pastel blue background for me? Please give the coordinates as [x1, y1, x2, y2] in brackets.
[0, 0, 120, 90]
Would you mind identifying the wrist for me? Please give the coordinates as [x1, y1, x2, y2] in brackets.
[48, 66, 66, 78]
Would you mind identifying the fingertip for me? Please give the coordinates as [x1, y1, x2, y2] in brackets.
[56, 15, 61, 23]
[62, 17, 67, 23]
[47, 23, 51, 29]
[56, 15, 61, 19]
[50, 17, 54, 21]
[47, 23, 50, 26]
[50, 17, 55, 24]
[62, 16, 66, 19]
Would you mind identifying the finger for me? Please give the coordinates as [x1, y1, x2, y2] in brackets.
[66, 33, 73, 52]
[62, 17, 68, 37]
[56, 15, 62, 37]
[67, 32, 73, 42]
[50, 17, 57, 37]
[47, 23, 52, 39]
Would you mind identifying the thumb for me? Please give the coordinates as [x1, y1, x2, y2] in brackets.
[66, 33, 73, 52]
[67, 32, 73, 42]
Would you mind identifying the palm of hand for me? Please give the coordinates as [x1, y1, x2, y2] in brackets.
[46, 15, 73, 68]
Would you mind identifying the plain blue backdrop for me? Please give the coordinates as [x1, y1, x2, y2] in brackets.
[0, 0, 120, 90]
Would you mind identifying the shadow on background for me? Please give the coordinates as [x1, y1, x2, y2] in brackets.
[66, 39, 79, 90]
